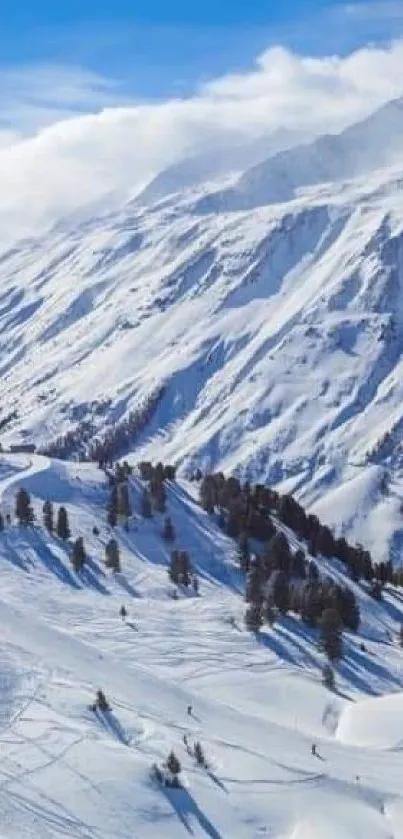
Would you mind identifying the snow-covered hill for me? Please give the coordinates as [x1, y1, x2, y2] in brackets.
[0, 99, 403, 558]
[1, 453, 403, 839]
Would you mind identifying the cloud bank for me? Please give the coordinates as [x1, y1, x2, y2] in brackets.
[2, 38, 403, 244]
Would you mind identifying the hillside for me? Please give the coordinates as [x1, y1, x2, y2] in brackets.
[0, 156, 403, 557]
[1, 453, 403, 839]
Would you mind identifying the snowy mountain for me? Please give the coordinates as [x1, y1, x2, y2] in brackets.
[194, 96, 403, 212]
[136, 127, 308, 206]
[0, 98, 403, 560]
[1, 452, 403, 839]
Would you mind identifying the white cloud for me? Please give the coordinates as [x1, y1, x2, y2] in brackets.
[0, 64, 129, 138]
[1, 38, 403, 244]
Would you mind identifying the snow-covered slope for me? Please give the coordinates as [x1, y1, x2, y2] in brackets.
[1, 101, 403, 558]
[1, 453, 403, 839]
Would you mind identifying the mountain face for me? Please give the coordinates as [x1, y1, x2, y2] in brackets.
[1, 101, 403, 560]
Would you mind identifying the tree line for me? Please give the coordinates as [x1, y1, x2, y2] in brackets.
[40, 388, 164, 464]
[199, 472, 399, 588]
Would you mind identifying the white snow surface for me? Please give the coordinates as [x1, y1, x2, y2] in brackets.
[1, 101, 403, 558]
[1, 453, 403, 838]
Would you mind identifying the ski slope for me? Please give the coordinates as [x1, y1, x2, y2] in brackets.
[1, 453, 403, 838]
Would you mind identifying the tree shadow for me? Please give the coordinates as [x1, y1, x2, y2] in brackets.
[101, 710, 131, 745]
[32, 533, 81, 589]
[161, 785, 223, 839]
[86, 555, 106, 577]
[207, 770, 228, 793]
[2, 534, 33, 572]
[80, 564, 110, 595]
[114, 572, 140, 599]
[338, 640, 403, 694]
[257, 616, 320, 670]
[381, 590, 403, 626]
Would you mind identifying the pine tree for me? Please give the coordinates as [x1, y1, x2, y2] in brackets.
[338, 586, 360, 632]
[369, 580, 382, 601]
[169, 550, 180, 585]
[151, 479, 166, 513]
[165, 750, 181, 776]
[71, 536, 86, 572]
[107, 486, 118, 527]
[238, 533, 250, 574]
[399, 624, 403, 648]
[179, 551, 191, 587]
[43, 499, 54, 533]
[301, 581, 322, 626]
[322, 663, 335, 690]
[194, 741, 207, 767]
[199, 476, 216, 513]
[265, 531, 291, 574]
[56, 506, 71, 540]
[262, 601, 276, 626]
[244, 603, 263, 633]
[163, 516, 175, 542]
[95, 689, 110, 711]
[245, 563, 263, 605]
[105, 538, 121, 572]
[15, 488, 35, 525]
[266, 569, 290, 615]
[141, 489, 153, 518]
[117, 483, 132, 521]
[0, 511, 4, 532]
[320, 607, 343, 662]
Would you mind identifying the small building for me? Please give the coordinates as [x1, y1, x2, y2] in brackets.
[9, 443, 36, 454]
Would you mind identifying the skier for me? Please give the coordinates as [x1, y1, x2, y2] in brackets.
[187, 705, 192, 716]
[311, 743, 317, 757]
[120, 605, 127, 620]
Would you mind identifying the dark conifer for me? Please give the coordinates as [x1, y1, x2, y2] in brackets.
[194, 741, 207, 767]
[105, 538, 121, 572]
[15, 488, 35, 525]
[244, 603, 263, 633]
[166, 750, 181, 776]
[163, 516, 175, 542]
[238, 533, 250, 574]
[117, 483, 132, 521]
[179, 551, 191, 587]
[266, 569, 290, 615]
[43, 499, 54, 533]
[71, 536, 86, 572]
[169, 550, 180, 585]
[107, 485, 118, 527]
[245, 562, 263, 605]
[322, 663, 335, 690]
[141, 489, 153, 518]
[56, 506, 71, 540]
[320, 607, 343, 662]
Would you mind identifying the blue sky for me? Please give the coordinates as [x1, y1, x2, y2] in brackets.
[0, 1, 403, 242]
[0, 0, 402, 140]
[2, 1, 403, 101]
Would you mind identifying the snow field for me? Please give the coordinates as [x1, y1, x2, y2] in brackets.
[0, 455, 403, 837]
